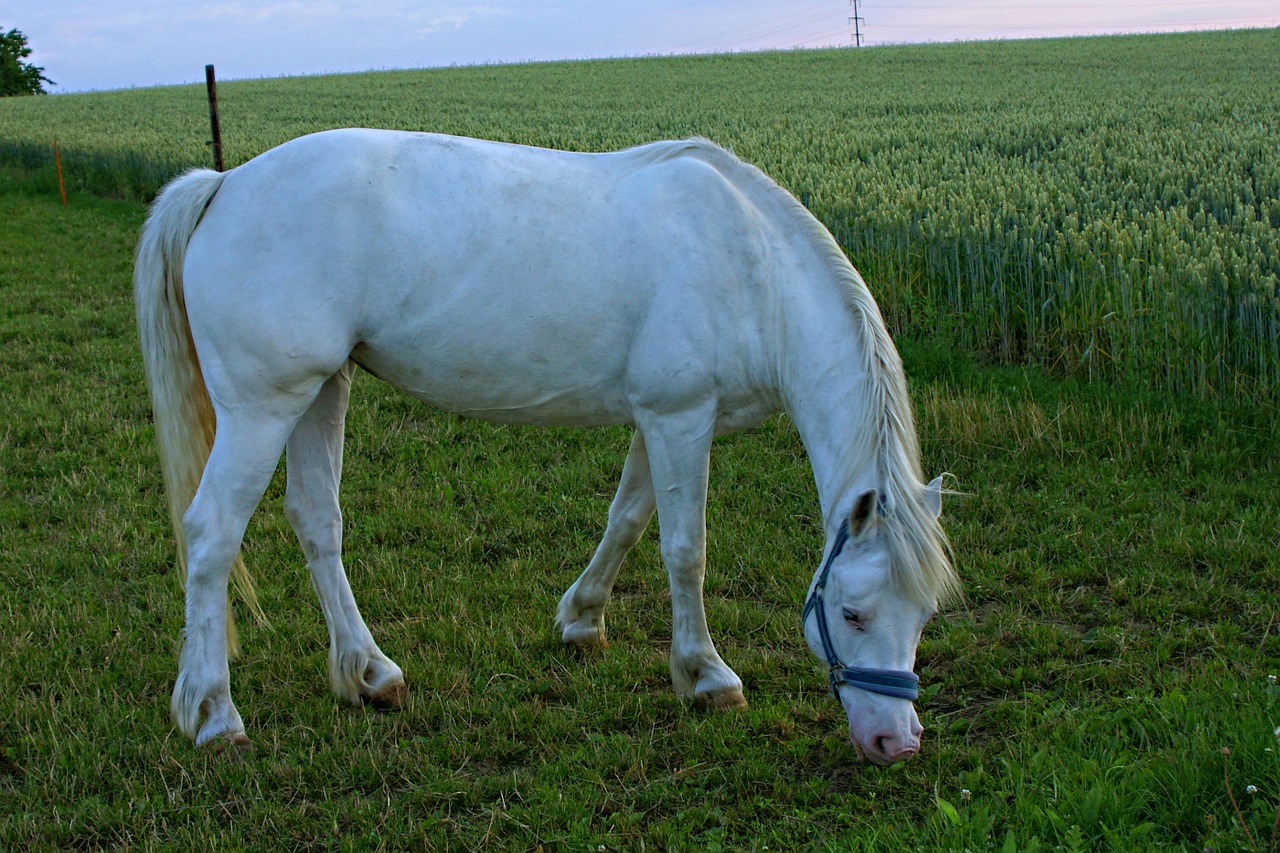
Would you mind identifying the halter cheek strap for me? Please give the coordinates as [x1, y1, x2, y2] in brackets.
[802, 519, 921, 702]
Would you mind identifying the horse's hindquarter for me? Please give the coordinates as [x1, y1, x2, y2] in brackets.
[184, 130, 781, 428]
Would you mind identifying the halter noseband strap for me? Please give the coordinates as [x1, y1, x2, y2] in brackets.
[802, 518, 921, 702]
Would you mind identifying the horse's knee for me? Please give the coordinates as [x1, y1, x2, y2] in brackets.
[660, 536, 704, 578]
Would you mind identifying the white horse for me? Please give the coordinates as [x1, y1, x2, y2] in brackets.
[135, 129, 959, 765]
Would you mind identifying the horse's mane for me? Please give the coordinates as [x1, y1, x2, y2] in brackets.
[623, 138, 962, 608]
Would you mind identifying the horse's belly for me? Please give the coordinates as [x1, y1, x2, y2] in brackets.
[350, 332, 635, 427]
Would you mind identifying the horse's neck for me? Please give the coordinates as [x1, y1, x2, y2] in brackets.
[779, 261, 884, 526]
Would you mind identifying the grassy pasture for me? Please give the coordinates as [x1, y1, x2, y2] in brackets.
[2, 30, 1279, 400]
[1, 148, 1277, 850]
[1, 29, 1279, 850]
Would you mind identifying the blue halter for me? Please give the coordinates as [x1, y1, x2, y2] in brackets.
[801, 519, 921, 702]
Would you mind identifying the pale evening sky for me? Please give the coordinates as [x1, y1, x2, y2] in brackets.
[8, 0, 1279, 93]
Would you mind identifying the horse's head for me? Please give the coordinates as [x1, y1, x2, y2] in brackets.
[803, 478, 946, 765]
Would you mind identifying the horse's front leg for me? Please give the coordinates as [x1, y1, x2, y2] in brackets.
[638, 411, 747, 710]
[285, 363, 406, 709]
[557, 431, 656, 649]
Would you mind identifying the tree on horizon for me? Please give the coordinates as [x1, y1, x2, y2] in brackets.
[1, 27, 54, 96]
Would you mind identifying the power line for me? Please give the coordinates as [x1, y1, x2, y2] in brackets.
[681, 2, 868, 54]
[675, 2, 1277, 57]
[793, 24, 868, 48]
[872, 17, 1279, 30]
[673, 1, 840, 53]
[866, 0, 1262, 7]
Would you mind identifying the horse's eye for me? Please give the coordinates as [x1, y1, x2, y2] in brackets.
[842, 609, 863, 630]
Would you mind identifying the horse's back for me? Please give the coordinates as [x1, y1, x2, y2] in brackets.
[182, 130, 780, 426]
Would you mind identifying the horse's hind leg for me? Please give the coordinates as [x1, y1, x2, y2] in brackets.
[284, 362, 406, 709]
[556, 431, 656, 650]
[173, 411, 301, 748]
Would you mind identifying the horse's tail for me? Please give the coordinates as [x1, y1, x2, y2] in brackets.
[135, 168, 261, 657]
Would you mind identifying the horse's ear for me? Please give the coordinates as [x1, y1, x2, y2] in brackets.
[849, 489, 878, 538]
[925, 476, 944, 518]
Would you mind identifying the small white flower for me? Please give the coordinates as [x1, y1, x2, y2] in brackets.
[1247, 785, 1258, 795]
[961, 788, 972, 801]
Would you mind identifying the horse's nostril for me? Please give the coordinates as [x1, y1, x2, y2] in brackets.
[867, 733, 920, 763]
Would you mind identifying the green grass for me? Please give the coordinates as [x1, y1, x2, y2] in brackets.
[2, 156, 1278, 848]
[2, 30, 1279, 400]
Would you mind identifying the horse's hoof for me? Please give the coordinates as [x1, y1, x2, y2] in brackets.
[227, 732, 254, 753]
[207, 731, 254, 757]
[363, 680, 408, 710]
[696, 686, 748, 711]
[561, 622, 608, 652]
